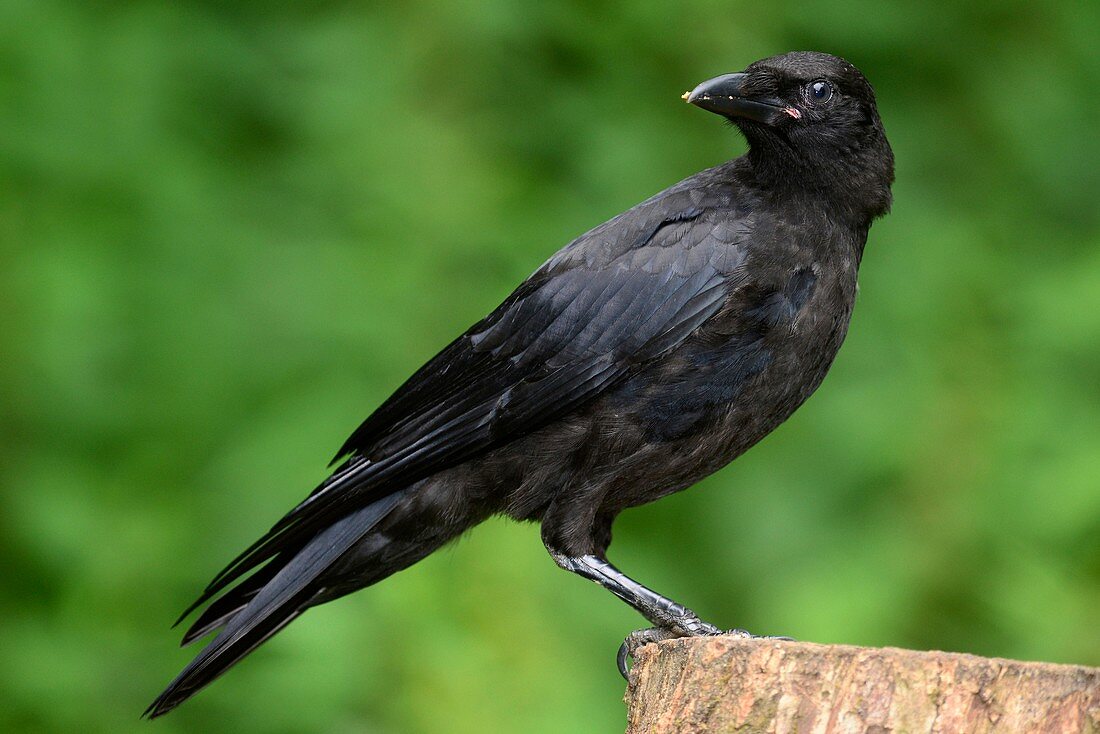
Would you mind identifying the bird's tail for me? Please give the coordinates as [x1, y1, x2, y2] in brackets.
[143, 490, 406, 718]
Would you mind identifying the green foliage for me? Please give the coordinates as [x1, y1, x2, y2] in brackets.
[2, 1, 1098, 731]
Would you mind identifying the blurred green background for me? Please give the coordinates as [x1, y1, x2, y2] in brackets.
[3, 1, 1099, 731]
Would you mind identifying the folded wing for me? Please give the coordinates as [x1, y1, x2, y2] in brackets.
[187, 199, 748, 617]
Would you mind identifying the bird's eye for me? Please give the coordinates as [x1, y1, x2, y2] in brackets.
[805, 80, 833, 104]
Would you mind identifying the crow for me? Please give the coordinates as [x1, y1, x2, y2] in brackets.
[146, 50, 893, 717]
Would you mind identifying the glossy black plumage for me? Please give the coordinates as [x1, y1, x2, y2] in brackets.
[147, 51, 894, 717]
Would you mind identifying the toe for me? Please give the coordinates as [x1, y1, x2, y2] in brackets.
[617, 627, 682, 680]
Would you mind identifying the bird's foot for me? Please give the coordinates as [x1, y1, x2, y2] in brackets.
[616, 614, 718, 680]
[616, 626, 795, 679]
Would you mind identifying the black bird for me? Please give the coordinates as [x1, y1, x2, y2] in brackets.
[147, 50, 893, 717]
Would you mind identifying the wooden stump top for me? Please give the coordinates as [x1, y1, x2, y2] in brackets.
[625, 636, 1100, 733]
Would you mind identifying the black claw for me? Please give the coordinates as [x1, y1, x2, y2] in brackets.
[616, 639, 632, 680]
[616, 627, 682, 680]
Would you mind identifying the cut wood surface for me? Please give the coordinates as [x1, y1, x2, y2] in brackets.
[624, 636, 1100, 734]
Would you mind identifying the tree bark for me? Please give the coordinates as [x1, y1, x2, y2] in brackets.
[624, 637, 1100, 734]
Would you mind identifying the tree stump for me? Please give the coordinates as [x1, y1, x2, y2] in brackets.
[624, 637, 1100, 733]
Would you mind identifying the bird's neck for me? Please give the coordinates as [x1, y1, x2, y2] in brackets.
[743, 138, 894, 230]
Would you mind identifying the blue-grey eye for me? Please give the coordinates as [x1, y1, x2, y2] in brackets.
[806, 80, 833, 103]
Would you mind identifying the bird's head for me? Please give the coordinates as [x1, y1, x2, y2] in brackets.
[686, 51, 894, 221]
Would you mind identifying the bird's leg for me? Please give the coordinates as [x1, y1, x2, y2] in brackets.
[548, 553, 791, 678]
[542, 503, 786, 676]
[549, 552, 735, 677]
[550, 553, 721, 635]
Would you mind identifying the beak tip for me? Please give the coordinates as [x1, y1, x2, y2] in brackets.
[681, 90, 692, 101]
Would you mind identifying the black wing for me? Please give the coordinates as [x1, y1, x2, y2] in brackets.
[190, 187, 749, 609]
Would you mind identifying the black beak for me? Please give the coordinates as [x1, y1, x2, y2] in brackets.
[684, 73, 790, 125]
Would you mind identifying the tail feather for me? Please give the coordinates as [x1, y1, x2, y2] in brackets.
[146, 605, 306, 718]
[146, 490, 406, 718]
[175, 456, 374, 628]
[179, 557, 284, 645]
